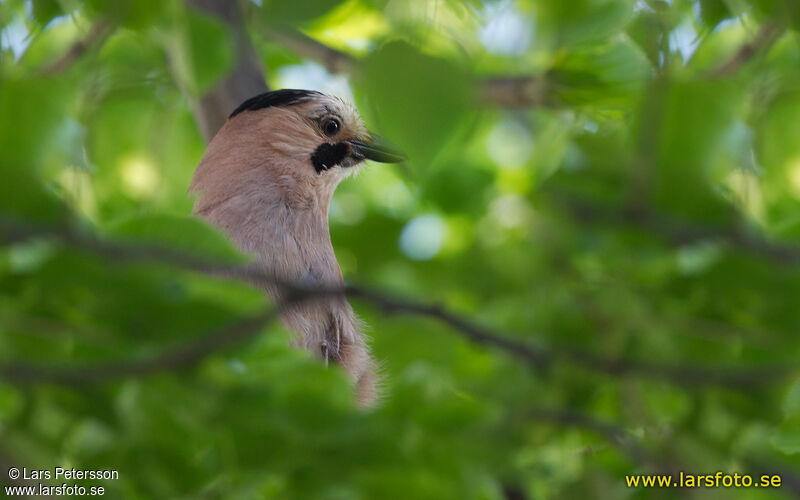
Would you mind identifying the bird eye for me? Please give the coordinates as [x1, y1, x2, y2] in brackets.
[323, 118, 340, 137]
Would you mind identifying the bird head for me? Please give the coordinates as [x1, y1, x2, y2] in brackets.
[190, 89, 405, 217]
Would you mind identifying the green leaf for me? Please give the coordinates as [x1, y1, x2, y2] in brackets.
[259, 0, 343, 25]
[627, 10, 667, 68]
[359, 41, 471, 166]
[535, 0, 635, 48]
[756, 92, 800, 176]
[421, 160, 494, 215]
[105, 214, 247, 265]
[0, 77, 71, 168]
[698, 0, 734, 30]
[752, 0, 800, 31]
[784, 379, 800, 418]
[650, 80, 740, 221]
[551, 37, 652, 108]
[771, 418, 800, 455]
[0, 167, 64, 223]
[0, 78, 69, 223]
[83, 0, 167, 30]
[170, 9, 235, 96]
[0, 383, 23, 420]
[31, 0, 64, 26]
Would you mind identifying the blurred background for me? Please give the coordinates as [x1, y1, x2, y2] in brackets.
[2, 0, 800, 498]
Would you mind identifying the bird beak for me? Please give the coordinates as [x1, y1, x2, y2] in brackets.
[348, 135, 406, 163]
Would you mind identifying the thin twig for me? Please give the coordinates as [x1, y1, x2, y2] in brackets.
[346, 284, 793, 388]
[479, 75, 550, 108]
[709, 22, 783, 77]
[264, 27, 549, 108]
[266, 28, 358, 74]
[346, 285, 550, 367]
[266, 22, 784, 109]
[527, 407, 661, 469]
[38, 20, 113, 75]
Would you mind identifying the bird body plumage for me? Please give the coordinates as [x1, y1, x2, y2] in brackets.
[190, 90, 403, 406]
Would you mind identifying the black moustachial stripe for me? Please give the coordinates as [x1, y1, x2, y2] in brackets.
[229, 89, 322, 118]
[311, 143, 349, 173]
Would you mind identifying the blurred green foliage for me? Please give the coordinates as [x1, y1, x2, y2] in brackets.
[2, 0, 800, 498]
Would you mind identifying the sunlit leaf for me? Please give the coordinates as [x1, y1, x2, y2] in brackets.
[535, 0, 635, 48]
[259, 0, 344, 26]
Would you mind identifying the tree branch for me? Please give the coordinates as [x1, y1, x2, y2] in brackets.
[266, 21, 783, 108]
[479, 75, 550, 108]
[1, 216, 794, 391]
[346, 285, 550, 368]
[262, 27, 549, 108]
[347, 284, 793, 388]
[555, 192, 800, 265]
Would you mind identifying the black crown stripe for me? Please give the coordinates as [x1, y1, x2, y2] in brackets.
[229, 89, 323, 119]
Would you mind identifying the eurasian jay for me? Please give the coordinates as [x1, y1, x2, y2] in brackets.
[189, 89, 405, 406]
